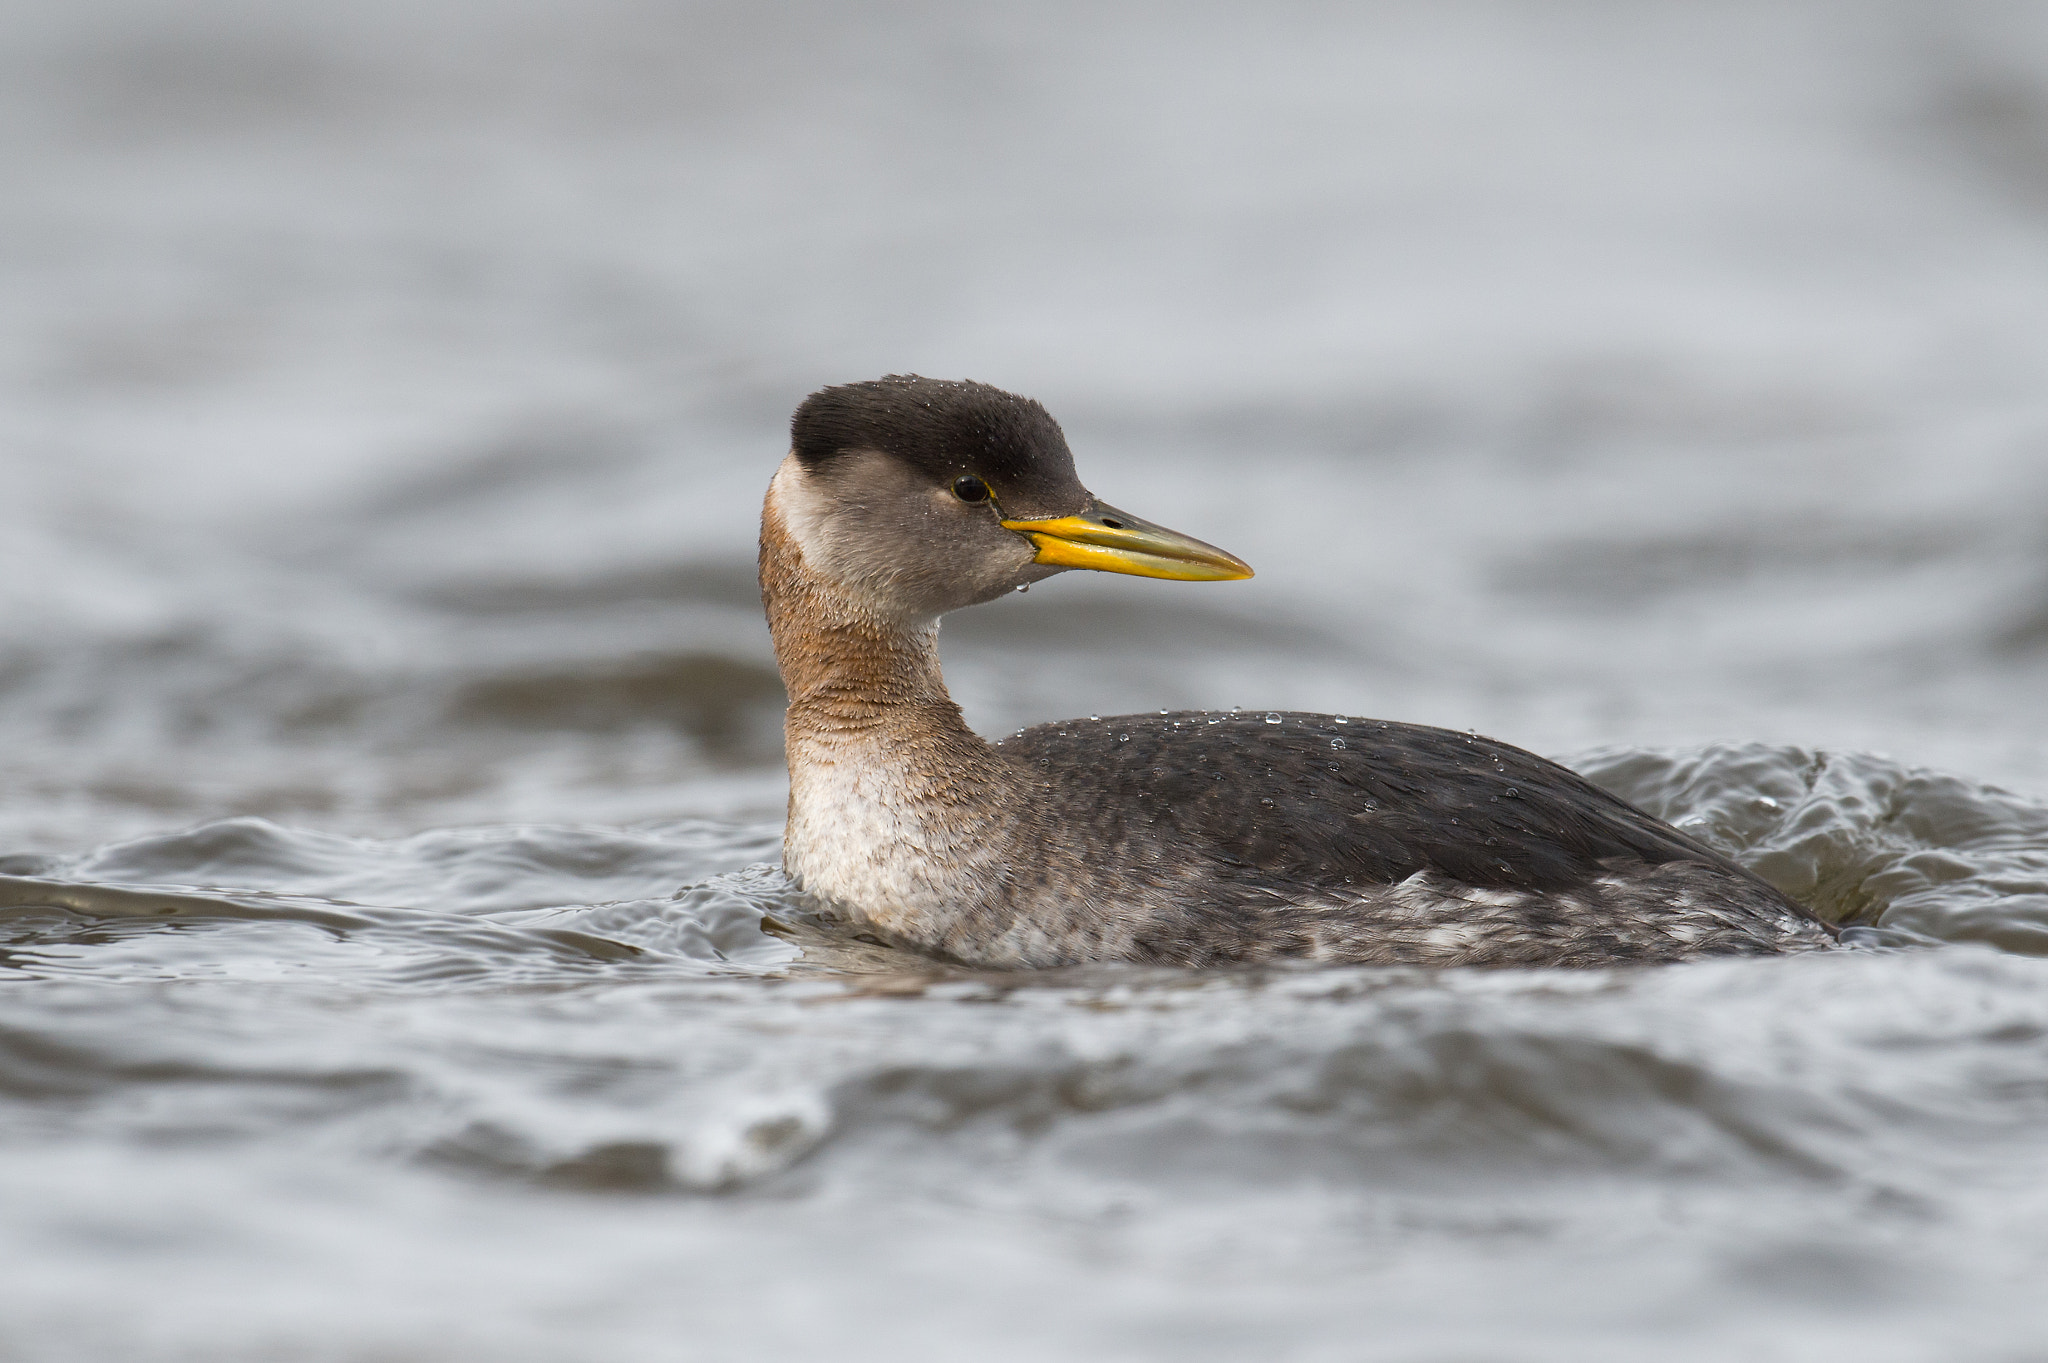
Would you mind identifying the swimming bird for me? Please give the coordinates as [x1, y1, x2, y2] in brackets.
[760, 375, 1835, 967]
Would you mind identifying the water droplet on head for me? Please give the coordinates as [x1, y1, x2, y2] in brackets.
[1330, 737, 1346, 748]
[1259, 798, 1275, 807]
[1014, 584, 1029, 594]
[1088, 715, 1099, 721]
[1504, 788, 1518, 798]
[1265, 713, 1281, 724]
[1333, 716, 1349, 724]
[1231, 706, 1242, 714]
[1118, 733, 1130, 742]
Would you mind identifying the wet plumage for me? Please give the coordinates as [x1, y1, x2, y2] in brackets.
[761, 375, 1836, 968]
[993, 712, 1830, 965]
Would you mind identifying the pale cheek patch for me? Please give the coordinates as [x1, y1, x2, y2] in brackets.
[766, 455, 836, 575]
[769, 452, 925, 595]
[770, 450, 1046, 626]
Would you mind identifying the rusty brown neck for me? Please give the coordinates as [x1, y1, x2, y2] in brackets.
[759, 499, 986, 754]
[759, 492, 1036, 960]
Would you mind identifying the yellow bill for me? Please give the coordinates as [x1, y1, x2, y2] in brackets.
[1000, 501, 1253, 581]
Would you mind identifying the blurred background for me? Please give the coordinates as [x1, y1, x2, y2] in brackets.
[17, 7, 2048, 1361]
[5, 0, 2048, 848]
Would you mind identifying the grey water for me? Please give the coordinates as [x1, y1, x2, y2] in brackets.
[7, 1, 2048, 1358]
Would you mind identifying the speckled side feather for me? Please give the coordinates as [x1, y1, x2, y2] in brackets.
[985, 712, 1835, 966]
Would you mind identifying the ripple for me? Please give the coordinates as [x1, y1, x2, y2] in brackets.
[0, 821, 798, 988]
[65, 815, 779, 914]
[1577, 743, 2048, 948]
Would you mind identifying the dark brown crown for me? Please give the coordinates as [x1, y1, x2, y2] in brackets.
[790, 375, 1089, 520]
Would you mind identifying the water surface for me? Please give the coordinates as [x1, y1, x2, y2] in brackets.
[6, 1, 2048, 1358]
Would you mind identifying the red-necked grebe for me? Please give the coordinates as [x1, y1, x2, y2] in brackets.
[760, 374, 1835, 967]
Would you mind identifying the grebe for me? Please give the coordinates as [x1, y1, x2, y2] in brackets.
[760, 375, 1834, 967]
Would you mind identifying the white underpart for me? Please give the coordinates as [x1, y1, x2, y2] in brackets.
[784, 747, 978, 932]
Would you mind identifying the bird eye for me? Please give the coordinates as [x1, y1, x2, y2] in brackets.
[951, 475, 991, 504]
